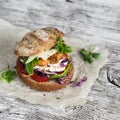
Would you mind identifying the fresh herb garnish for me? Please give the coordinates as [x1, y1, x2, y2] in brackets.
[0, 72, 3, 81]
[0, 64, 16, 83]
[23, 56, 29, 63]
[23, 57, 39, 75]
[54, 37, 73, 54]
[80, 46, 100, 63]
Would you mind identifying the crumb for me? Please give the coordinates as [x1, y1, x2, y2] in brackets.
[56, 97, 60, 99]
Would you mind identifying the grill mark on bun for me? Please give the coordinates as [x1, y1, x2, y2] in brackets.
[29, 33, 46, 46]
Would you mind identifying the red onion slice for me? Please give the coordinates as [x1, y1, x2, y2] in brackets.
[60, 58, 68, 67]
[75, 76, 87, 87]
[55, 75, 68, 84]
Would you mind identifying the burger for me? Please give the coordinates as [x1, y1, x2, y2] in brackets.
[14, 27, 74, 92]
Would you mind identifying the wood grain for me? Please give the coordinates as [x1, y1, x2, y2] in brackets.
[0, 0, 120, 119]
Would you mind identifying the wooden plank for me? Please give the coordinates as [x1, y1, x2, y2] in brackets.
[0, 0, 119, 119]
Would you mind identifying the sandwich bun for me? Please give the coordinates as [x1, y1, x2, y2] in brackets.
[14, 27, 64, 56]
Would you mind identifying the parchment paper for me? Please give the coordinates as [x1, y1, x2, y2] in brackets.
[0, 19, 109, 108]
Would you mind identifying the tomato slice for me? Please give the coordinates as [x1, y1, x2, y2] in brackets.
[17, 58, 28, 75]
[31, 73, 50, 82]
[17, 57, 50, 82]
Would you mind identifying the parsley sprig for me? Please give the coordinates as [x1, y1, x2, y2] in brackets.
[54, 37, 73, 54]
[80, 46, 100, 63]
[23, 57, 39, 75]
[0, 64, 16, 83]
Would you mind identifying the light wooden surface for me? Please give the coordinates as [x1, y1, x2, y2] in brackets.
[0, 0, 120, 120]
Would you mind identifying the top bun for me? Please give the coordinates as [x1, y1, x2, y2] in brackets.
[14, 27, 64, 56]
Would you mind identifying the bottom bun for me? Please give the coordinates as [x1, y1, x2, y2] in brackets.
[17, 63, 74, 92]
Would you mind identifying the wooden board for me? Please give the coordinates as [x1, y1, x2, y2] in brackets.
[0, 0, 119, 119]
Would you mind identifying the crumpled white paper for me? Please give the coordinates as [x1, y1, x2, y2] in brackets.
[0, 19, 109, 108]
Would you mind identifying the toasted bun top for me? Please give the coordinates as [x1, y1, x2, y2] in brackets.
[14, 27, 64, 56]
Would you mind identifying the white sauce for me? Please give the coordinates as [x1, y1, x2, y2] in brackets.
[34, 58, 68, 72]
